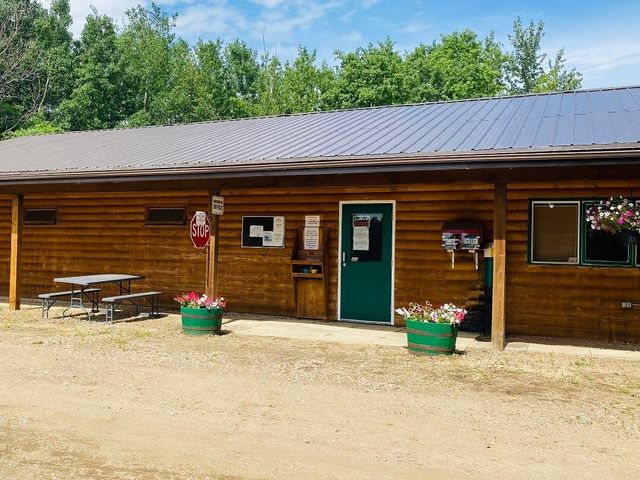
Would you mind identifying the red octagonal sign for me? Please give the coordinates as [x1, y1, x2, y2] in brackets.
[190, 211, 211, 249]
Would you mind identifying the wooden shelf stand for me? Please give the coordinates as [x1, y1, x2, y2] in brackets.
[290, 228, 330, 320]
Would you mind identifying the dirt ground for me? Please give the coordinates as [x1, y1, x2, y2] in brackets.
[1, 306, 639, 480]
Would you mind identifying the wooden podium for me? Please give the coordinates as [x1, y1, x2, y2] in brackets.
[290, 228, 330, 320]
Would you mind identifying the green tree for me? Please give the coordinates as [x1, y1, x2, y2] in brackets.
[253, 53, 284, 116]
[223, 39, 260, 118]
[151, 39, 215, 124]
[0, 0, 44, 136]
[194, 39, 232, 119]
[33, 0, 73, 113]
[280, 47, 334, 113]
[329, 38, 406, 108]
[506, 18, 582, 94]
[117, 3, 176, 126]
[56, 9, 125, 130]
[4, 111, 62, 138]
[405, 30, 505, 102]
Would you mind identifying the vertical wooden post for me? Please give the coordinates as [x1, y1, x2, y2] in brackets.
[206, 191, 220, 298]
[9, 194, 23, 310]
[492, 183, 507, 350]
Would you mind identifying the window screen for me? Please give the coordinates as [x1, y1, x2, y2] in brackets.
[24, 208, 57, 225]
[145, 208, 187, 225]
[531, 202, 579, 263]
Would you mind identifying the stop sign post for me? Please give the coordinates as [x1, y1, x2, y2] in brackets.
[190, 211, 211, 249]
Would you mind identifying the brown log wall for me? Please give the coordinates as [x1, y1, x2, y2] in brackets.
[218, 183, 494, 320]
[0, 179, 637, 342]
[506, 180, 640, 341]
[16, 191, 209, 304]
[0, 197, 12, 296]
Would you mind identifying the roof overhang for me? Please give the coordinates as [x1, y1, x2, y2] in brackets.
[0, 143, 639, 187]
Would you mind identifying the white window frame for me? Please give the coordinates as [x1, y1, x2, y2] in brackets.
[530, 200, 581, 265]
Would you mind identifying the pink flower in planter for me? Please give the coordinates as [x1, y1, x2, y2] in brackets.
[175, 292, 227, 310]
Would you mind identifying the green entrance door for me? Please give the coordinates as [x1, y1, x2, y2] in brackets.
[339, 203, 394, 323]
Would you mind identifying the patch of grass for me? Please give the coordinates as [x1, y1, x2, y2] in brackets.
[110, 337, 129, 349]
[616, 383, 640, 397]
[572, 358, 592, 368]
[125, 328, 155, 340]
[31, 340, 44, 345]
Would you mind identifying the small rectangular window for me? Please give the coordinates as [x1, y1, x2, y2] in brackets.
[581, 201, 631, 266]
[24, 208, 57, 225]
[530, 201, 579, 264]
[145, 208, 187, 225]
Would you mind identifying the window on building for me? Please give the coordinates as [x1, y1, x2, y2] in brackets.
[145, 207, 187, 225]
[24, 208, 57, 225]
[530, 201, 580, 264]
[581, 202, 631, 265]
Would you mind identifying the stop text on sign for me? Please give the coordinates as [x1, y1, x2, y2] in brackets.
[190, 211, 211, 249]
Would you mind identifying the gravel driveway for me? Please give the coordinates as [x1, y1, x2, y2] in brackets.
[1, 306, 638, 479]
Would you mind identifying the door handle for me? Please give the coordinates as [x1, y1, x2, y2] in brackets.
[342, 251, 346, 266]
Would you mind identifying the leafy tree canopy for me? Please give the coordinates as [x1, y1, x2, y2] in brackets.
[0, 3, 583, 139]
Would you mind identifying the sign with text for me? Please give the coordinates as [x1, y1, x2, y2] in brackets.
[305, 215, 320, 227]
[211, 196, 224, 215]
[304, 227, 319, 250]
[190, 211, 211, 249]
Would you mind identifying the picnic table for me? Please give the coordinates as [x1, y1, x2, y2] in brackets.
[53, 274, 144, 319]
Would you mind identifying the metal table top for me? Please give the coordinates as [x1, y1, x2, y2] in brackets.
[54, 274, 144, 286]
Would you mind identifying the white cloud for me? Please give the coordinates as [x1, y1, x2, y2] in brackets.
[175, 1, 249, 39]
[250, 0, 288, 8]
[544, 20, 640, 86]
[40, 0, 141, 37]
[569, 43, 640, 74]
[399, 20, 431, 35]
[340, 30, 362, 43]
[361, 0, 380, 8]
[250, 1, 342, 43]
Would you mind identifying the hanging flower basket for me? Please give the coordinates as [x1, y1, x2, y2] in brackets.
[586, 196, 640, 247]
[586, 196, 640, 241]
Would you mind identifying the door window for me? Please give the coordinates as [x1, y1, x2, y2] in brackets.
[351, 213, 383, 262]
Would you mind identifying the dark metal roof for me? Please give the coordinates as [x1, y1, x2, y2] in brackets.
[1, 86, 639, 182]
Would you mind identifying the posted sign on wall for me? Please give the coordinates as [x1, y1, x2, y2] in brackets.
[190, 211, 211, 249]
[212, 196, 224, 215]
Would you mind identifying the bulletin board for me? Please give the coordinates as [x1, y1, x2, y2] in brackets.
[241, 216, 286, 248]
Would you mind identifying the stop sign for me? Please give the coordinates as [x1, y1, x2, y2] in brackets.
[190, 211, 211, 249]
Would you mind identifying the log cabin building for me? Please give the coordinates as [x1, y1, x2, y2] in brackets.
[1, 86, 640, 349]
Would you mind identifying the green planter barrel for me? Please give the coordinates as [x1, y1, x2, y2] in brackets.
[180, 306, 223, 335]
[406, 319, 458, 356]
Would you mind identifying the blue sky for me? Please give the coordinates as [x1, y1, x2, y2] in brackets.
[44, 0, 640, 88]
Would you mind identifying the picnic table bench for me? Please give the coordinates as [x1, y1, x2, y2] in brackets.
[40, 274, 161, 323]
[102, 291, 162, 323]
[39, 288, 101, 319]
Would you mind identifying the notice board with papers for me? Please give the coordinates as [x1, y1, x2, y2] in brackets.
[241, 216, 285, 248]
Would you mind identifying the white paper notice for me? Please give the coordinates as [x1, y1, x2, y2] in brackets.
[353, 226, 370, 251]
[249, 225, 264, 237]
[195, 211, 207, 226]
[262, 231, 274, 246]
[304, 227, 319, 250]
[305, 215, 320, 227]
[273, 232, 284, 247]
[273, 217, 285, 234]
